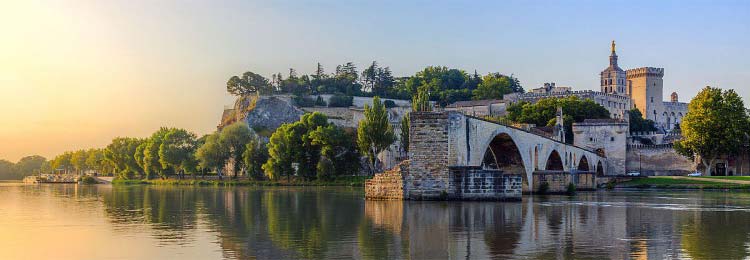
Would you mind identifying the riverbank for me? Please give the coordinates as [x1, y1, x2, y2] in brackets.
[615, 176, 750, 190]
[111, 176, 371, 187]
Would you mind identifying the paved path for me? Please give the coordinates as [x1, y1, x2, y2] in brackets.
[660, 176, 750, 185]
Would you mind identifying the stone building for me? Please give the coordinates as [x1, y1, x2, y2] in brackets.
[504, 41, 688, 132]
[572, 119, 629, 176]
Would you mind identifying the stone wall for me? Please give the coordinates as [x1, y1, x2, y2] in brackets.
[406, 112, 451, 200]
[572, 120, 628, 175]
[533, 171, 596, 193]
[448, 167, 522, 200]
[365, 161, 408, 200]
[626, 147, 694, 176]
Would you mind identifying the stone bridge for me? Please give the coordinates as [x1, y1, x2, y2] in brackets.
[402, 111, 607, 200]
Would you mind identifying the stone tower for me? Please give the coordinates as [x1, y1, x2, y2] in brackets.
[626, 67, 665, 122]
[600, 41, 627, 95]
[553, 106, 565, 143]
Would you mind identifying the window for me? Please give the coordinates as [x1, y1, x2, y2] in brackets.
[589, 138, 593, 142]
[611, 137, 615, 142]
[651, 97, 654, 103]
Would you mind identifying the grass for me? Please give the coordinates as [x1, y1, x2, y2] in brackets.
[617, 176, 750, 190]
[112, 175, 372, 187]
[698, 176, 750, 181]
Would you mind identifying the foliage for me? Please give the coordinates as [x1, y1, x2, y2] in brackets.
[15, 155, 46, 176]
[159, 128, 199, 179]
[80, 175, 98, 185]
[472, 73, 516, 100]
[361, 61, 396, 96]
[314, 96, 327, 106]
[219, 122, 256, 178]
[195, 133, 228, 178]
[328, 95, 353, 107]
[104, 137, 144, 179]
[674, 86, 749, 175]
[504, 96, 611, 144]
[566, 183, 577, 195]
[293, 95, 316, 107]
[383, 100, 396, 108]
[629, 108, 657, 133]
[242, 137, 268, 180]
[0, 159, 16, 180]
[309, 125, 360, 179]
[141, 128, 172, 179]
[411, 86, 432, 112]
[400, 114, 410, 154]
[357, 97, 396, 174]
[227, 71, 271, 96]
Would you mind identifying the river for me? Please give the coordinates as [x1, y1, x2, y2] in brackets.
[1, 183, 749, 259]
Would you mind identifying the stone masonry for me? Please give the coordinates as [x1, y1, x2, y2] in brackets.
[365, 160, 408, 200]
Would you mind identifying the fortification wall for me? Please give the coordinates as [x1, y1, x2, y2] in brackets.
[626, 147, 694, 176]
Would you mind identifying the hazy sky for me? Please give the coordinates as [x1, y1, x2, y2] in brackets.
[1, 0, 748, 162]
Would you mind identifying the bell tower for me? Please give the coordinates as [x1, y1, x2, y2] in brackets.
[600, 41, 627, 95]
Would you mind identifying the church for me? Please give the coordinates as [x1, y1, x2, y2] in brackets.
[506, 41, 688, 133]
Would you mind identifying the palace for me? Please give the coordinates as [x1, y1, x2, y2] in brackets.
[504, 41, 688, 132]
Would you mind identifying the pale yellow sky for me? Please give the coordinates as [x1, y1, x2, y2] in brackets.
[0, 1, 234, 161]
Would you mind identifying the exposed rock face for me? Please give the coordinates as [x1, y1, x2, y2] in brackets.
[239, 96, 304, 132]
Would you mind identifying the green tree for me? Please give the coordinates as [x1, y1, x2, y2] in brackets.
[242, 137, 269, 180]
[15, 155, 46, 177]
[70, 149, 88, 175]
[141, 128, 172, 179]
[310, 125, 360, 179]
[51, 152, 73, 174]
[412, 86, 432, 112]
[159, 128, 198, 179]
[195, 133, 228, 179]
[400, 114, 410, 154]
[0, 159, 15, 180]
[629, 108, 657, 133]
[357, 97, 396, 174]
[504, 96, 611, 144]
[227, 71, 271, 96]
[104, 137, 144, 179]
[263, 112, 331, 181]
[674, 87, 750, 175]
[472, 73, 513, 100]
[85, 149, 107, 175]
[219, 122, 255, 178]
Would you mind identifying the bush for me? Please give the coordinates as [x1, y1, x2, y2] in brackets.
[80, 175, 98, 185]
[328, 95, 353, 107]
[293, 95, 315, 107]
[538, 182, 549, 194]
[383, 100, 397, 108]
[605, 182, 615, 190]
[315, 96, 327, 106]
[566, 183, 577, 195]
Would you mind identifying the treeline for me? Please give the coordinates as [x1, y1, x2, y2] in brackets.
[0, 155, 47, 180]
[40, 97, 406, 181]
[227, 62, 524, 106]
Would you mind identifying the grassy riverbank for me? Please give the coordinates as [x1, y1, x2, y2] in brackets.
[112, 176, 371, 187]
[616, 176, 750, 190]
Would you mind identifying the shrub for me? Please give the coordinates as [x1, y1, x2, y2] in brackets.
[566, 183, 577, 195]
[605, 182, 615, 190]
[538, 182, 549, 194]
[328, 95, 353, 107]
[383, 100, 397, 108]
[293, 95, 315, 107]
[80, 175, 98, 185]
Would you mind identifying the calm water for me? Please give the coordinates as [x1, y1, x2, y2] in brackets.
[1, 183, 750, 259]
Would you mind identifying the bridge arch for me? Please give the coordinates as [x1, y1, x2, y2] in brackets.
[578, 156, 590, 171]
[481, 133, 528, 188]
[545, 150, 564, 171]
[596, 161, 604, 176]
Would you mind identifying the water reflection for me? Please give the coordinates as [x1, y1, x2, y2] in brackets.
[5, 184, 750, 259]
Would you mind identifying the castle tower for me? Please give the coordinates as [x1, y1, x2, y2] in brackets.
[600, 41, 627, 95]
[626, 67, 665, 123]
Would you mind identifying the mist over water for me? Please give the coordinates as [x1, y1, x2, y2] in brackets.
[1, 183, 748, 259]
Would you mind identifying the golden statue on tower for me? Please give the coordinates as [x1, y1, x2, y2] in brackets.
[611, 40, 616, 53]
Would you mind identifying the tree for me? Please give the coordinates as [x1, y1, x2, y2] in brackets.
[85, 149, 107, 175]
[504, 96, 610, 144]
[142, 128, 172, 179]
[357, 97, 396, 174]
[242, 137, 268, 180]
[309, 125, 360, 180]
[219, 122, 255, 178]
[70, 150, 88, 175]
[412, 86, 432, 112]
[674, 87, 750, 175]
[104, 137, 144, 179]
[0, 159, 15, 180]
[263, 112, 332, 181]
[227, 71, 271, 96]
[195, 133, 228, 179]
[400, 114, 410, 154]
[159, 128, 198, 179]
[472, 73, 514, 100]
[52, 152, 73, 174]
[14, 155, 46, 178]
[629, 108, 657, 133]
